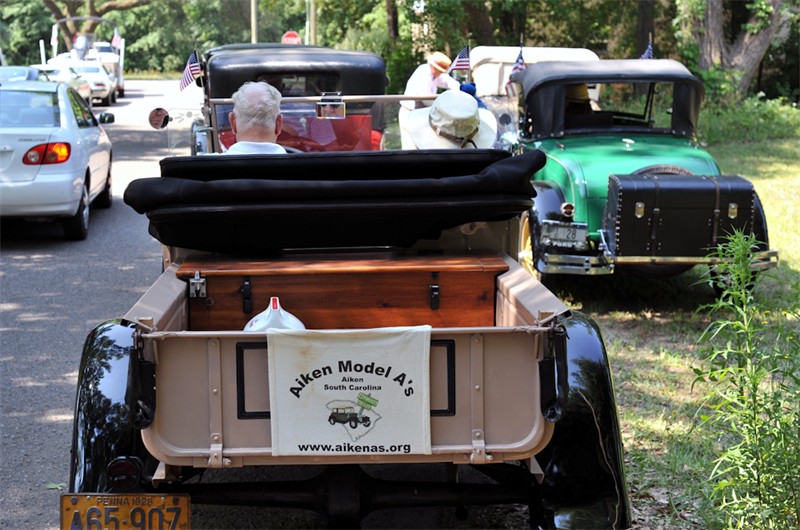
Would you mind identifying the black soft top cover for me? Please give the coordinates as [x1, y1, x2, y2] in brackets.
[203, 44, 387, 98]
[124, 150, 542, 255]
[512, 59, 704, 139]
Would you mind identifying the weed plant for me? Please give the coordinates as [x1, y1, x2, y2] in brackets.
[693, 232, 800, 529]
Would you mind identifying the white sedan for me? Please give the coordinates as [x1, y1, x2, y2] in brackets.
[0, 81, 114, 240]
[32, 63, 93, 104]
[58, 60, 117, 106]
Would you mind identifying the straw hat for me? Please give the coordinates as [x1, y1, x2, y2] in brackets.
[565, 83, 590, 102]
[406, 89, 498, 149]
[427, 51, 452, 73]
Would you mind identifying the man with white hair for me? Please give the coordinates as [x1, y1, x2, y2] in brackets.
[398, 51, 461, 149]
[225, 81, 286, 154]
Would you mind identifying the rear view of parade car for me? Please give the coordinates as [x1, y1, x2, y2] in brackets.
[61, 44, 631, 529]
[511, 59, 778, 282]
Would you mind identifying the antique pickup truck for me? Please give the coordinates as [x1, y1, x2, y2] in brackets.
[61, 45, 631, 529]
[510, 59, 778, 283]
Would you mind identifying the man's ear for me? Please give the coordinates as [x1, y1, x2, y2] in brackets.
[274, 114, 283, 135]
[229, 112, 237, 134]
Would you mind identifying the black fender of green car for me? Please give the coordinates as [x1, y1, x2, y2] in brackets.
[530, 180, 568, 224]
[537, 311, 632, 529]
[68, 319, 158, 493]
[753, 192, 770, 250]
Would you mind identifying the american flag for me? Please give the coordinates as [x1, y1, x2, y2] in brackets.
[180, 51, 201, 91]
[639, 41, 654, 59]
[111, 28, 123, 49]
[447, 46, 470, 73]
[511, 48, 526, 75]
[505, 48, 526, 97]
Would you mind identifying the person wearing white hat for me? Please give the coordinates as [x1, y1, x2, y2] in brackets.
[405, 89, 498, 150]
[399, 51, 461, 149]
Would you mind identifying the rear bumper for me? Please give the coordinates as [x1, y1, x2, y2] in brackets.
[534, 244, 779, 275]
[0, 176, 81, 217]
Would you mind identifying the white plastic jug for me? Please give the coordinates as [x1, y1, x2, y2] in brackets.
[244, 296, 306, 331]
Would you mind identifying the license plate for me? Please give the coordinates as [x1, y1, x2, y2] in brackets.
[60, 494, 190, 530]
[540, 221, 588, 250]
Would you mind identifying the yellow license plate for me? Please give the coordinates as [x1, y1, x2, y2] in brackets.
[60, 493, 190, 530]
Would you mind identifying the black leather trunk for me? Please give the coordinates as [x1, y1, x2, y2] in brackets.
[604, 173, 755, 258]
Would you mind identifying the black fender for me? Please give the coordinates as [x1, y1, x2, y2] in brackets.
[68, 319, 157, 493]
[538, 311, 631, 528]
[523, 181, 568, 272]
[530, 181, 567, 224]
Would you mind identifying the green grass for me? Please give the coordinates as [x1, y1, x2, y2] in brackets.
[542, 134, 800, 528]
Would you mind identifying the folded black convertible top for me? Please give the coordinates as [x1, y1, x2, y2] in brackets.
[124, 149, 543, 255]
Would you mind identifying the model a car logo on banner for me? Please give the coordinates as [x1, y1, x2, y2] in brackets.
[267, 326, 432, 456]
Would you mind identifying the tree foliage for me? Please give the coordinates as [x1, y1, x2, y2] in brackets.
[0, 0, 796, 100]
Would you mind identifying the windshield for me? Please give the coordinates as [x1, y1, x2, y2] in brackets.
[194, 95, 518, 154]
[73, 66, 103, 75]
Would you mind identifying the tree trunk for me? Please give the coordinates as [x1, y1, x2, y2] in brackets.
[697, 0, 725, 70]
[464, 1, 495, 46]
[637, 0, 655, 56]
[386, 0, 398, 45]
[682, 0, 793, 96]
[728, 0, 792, 93]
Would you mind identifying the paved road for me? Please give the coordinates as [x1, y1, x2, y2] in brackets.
[0, 80, 202, 530]
[0, 80, 526, 529]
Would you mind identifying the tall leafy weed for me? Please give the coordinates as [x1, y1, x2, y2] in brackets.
[693, 232, 800, 529]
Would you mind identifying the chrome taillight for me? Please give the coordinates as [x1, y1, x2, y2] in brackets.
[22, 143, 71, 165]
[560, 202, 575, 220]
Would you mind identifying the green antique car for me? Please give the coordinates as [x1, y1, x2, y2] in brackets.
[512, 59, 778, 280]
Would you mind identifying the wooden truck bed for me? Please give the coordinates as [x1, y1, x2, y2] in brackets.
[175, 252, 510, 330]
[125, 251, 567, 469]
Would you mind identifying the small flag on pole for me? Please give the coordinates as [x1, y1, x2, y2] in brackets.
[505, 48, 526, 97]
[447, 46, 470, 73]
[180, 50, 201, 91]
[639, 40, 653, 59]
[111, 28, 123, 49]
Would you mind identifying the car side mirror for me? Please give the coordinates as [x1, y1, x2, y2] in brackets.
[148, 108, 170, 129]
[99, 112, 115, 124]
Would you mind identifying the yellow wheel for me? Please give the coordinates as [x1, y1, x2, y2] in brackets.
[518, 211, 541, 280]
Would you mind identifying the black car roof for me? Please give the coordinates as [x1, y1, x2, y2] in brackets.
[513, 59, 704, 140]
[202, 44, 387, 98]
[512, 59, 703, 93]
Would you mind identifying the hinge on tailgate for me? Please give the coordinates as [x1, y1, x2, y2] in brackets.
[208, 433, 229, 468]
[189, 271, 206, 298]
[470, 429, 489, 464]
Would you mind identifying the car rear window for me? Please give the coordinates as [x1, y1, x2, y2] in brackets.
[0, 91, 59, 127]
[73, 66, 101, 74]
[0, 67, 32, 81]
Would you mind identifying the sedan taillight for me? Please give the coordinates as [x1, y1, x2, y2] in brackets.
[23, 143, 71, 165]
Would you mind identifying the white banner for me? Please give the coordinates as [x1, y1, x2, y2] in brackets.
[268, 326, 431, 456]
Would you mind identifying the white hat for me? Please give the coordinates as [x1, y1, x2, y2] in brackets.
[406, 89, 498, 149]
